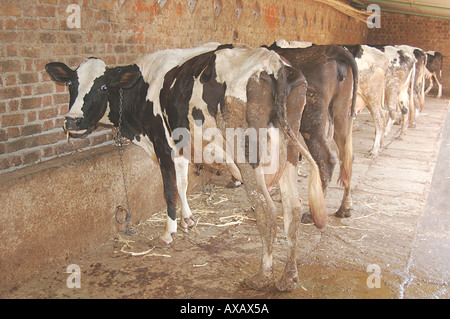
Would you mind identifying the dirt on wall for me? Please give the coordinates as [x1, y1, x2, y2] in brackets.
[0, 0, 367, 173]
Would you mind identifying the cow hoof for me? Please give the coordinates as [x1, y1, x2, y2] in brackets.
[226, 180, 242, 188]
[244, 273, 273, 290]
[181, 217, 195, 229]
[276, 269, 299, 292]
[301, 212, 314, 224]
[335, 208, 352, 218]
[367, 151, 379, 159]
[160, 233, 174, 245]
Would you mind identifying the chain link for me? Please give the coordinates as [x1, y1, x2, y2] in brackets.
[114, 88, 136, 235]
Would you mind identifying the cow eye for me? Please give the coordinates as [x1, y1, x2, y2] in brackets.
[67, 81, 72, 86]
[100, 84, 108, 91]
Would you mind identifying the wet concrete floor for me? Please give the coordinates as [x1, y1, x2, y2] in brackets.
[3, 97, 449, 299]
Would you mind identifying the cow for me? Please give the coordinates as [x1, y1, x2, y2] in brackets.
[346, 45, 416, 154]
[268, 40, 358, 219]
[425, 51, 444, 98]
[396, 45, 427, 124]
[46, 43, 327, 292]
[344, 44, 390, 157]
[372, 45, 416, 141]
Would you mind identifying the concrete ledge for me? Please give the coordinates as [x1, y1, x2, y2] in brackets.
[0, 143, 206, 294]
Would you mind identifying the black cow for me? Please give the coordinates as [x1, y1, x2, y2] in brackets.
[46, 44, 327, 292]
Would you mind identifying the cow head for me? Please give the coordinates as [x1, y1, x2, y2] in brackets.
[45, 58, 141, 137]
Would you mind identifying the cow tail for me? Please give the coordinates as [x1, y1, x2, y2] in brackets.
[275, 65, 327, 230]
[339, 46, 359, 117]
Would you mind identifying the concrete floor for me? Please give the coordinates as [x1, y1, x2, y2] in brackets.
[2, 97, 449, 299]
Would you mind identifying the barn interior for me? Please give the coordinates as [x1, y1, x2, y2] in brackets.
[0, 0, 449, 299]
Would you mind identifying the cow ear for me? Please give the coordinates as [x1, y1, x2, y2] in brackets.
[108, 65, 141, 89]
[45, 62, 75, 82]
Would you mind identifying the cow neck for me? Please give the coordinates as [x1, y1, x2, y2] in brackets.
[107, 76, 149, 142]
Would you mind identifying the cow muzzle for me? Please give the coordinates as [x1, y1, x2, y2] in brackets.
[64, 116, 88, 137]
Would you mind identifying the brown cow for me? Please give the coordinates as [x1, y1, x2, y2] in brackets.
[268, 41, 358, 219]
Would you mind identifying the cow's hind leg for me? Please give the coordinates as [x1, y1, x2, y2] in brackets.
[333, 113, 353, 218]
[174, 156, 194, 229]
[159, 160, 178, 244]
[436, 77, 443, 98]
[300, 97, 336, 224]
[277, 162, 301, 292]
[366, 97, 386, 157]
[239, 163, 276, 290]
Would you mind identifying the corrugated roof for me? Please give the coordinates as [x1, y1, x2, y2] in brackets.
[349, 0, 450, 19]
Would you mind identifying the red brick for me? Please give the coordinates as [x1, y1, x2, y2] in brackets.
[19, 73, 39, 85]
[0, 60, 21, 73]
[0, 158, 11, 170]
[0, 129, 7, 142]
[21, 124, 42, 137]
[7, 127, 20, 139]
[2, 113, 25, 127]
[21, 97, 42, 110]
[39, 107, 58, 120]
[22, 151, 40, 165]
[0, 4, 21, 16]
[6, 138, 27, 153]
[39, 32, 57, 43]
[35, 5, 56, 17]
[38, 131, 64, 145]
[53, 93, 69, 105]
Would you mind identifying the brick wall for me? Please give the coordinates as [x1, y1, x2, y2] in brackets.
[367, 12, 450, 97]
[0, 0, 367, 174]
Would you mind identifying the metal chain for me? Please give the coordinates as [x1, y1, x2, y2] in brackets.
[114, 88, 136, 235]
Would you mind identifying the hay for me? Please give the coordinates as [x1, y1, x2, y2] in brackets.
[193, 262, 209, 267]
[117, 245, 171, 258]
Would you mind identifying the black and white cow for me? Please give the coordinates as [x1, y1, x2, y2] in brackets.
[46, 43, 327, 291]
[268, 40, 358, 220]
[346, 45, 416, 155]
[373, 45, 416, 141]
[396, 45, 427, 124]
[425, 51, 444, 98]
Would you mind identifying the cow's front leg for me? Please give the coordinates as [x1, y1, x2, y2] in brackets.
[174, 156, 194, 229]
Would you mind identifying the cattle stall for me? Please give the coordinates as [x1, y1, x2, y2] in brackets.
[0, 0, 449, 300]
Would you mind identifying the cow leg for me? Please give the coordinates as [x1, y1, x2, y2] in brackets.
[276, 162, 300, 292]
[333, 114, 353, 218]
[174, 156, 194, 229]
[239, 163, 276, 290]
[159, 160, 178, 245]
[435, 76, 443, 98]
[300, 101, 336, 193]
[299, 132, 335, 224]
[419, 76, 426, 113]
[365, 97, 386, 157]
[424, 77, 434, 95]
[300, 97, 335, 224]
[398, 110, 409, 140]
